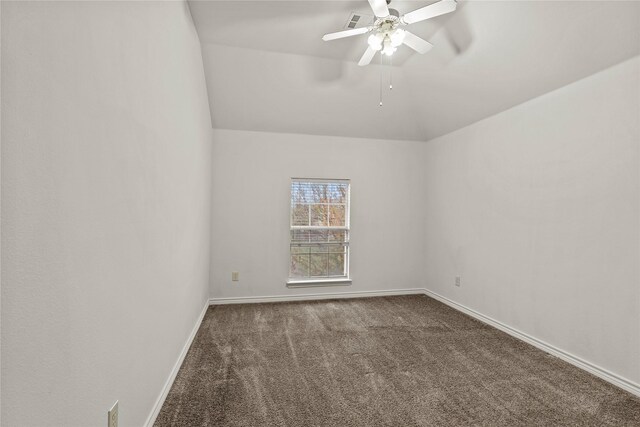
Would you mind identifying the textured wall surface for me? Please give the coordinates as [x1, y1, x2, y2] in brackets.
[422, 56, 640, 386]
[210, 129, 426, 299]
[1, 2, 212, 426]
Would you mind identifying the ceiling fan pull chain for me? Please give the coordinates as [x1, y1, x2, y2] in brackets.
[379, 52, 383, 107]
[390, 55, 393, 90]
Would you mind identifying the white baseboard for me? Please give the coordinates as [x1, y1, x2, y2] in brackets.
[144, 300, 210, 427]
[209, 288, 425, 305]
[422, 289, 640, 398]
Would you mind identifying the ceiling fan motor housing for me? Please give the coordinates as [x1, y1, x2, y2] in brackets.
[374, 10, 400, 32]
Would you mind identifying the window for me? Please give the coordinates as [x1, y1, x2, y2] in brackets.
[288, 179, 350, 284]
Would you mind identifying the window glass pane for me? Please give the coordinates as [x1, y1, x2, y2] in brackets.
[290, 180, 349, 280]
[291, 230, 310, 243]
[309, 253, 329, 277]
[291, 246, 310, 255]
[291, 204, 309, 226]
[328, 204, 346, 226]
[291, 182, 309, 204]
[297, 230, 348, 243]
[291, 242, 346, 251]
[309, 183, 328, 203]
[328, 230, 348, 243]
[328, 253, 345, 276]
[309, 244, 329, 254]
[310, 204, 328, 226]
[328, 183, 348, 203]
[292, 182, 347, 204]
[290, 254, 310, 278]
[309, 230, 328, 242]
[328, 244, 346, 254]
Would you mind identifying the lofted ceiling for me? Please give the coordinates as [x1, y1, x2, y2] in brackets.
[189, 0, 640, 141]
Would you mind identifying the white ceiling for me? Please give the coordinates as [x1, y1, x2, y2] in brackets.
[189, 0, 640, 141]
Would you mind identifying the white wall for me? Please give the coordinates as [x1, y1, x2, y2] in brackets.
[422, 56, 640, 386]
[210, 129, 425, 299]
[1, 2, 212, 426]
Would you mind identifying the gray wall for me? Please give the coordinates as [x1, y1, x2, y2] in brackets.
[210, 129, 426, 299]
[1, 2, 212, 426]
[422, 56, 640, 386]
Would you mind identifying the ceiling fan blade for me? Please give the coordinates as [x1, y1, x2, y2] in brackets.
[402, 0, 457, 25]
[358, 46, 377, 66]
[402, 31, 434, 54]
[368, 0, 390, 18]
[322, 27, 371, 41]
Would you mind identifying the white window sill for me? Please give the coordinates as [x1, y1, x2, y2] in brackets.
[286, 278, 352, 288]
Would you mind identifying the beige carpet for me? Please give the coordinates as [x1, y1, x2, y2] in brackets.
[154, 295, 640, 426]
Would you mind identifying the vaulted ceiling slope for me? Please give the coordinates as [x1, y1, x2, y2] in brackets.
[189, 0, 640, 141]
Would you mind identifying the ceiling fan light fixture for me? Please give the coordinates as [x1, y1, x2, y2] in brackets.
[382, 39, 396, 56]
[367, 33, 384, 51]
[389, 28, 405, 47]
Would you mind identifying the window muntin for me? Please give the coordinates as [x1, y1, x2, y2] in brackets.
[289, 179, 350, 280]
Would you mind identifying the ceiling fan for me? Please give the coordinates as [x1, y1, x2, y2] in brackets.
[322, 0, 457, 66]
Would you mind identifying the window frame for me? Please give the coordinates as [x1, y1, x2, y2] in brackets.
[286, 178, 352, 287]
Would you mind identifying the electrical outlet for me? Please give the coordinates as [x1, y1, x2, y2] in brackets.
[231, 271, 239, 282]
[455, 276, 461, 287]
[108, 401, 118, 427]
